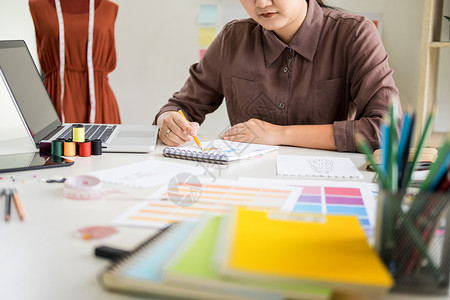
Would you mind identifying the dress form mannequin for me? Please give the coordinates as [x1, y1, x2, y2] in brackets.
[47, 0, 102, 14]
[29, 0, 121, 124]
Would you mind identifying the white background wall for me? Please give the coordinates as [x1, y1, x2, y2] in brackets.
[0, 0, 449, 136]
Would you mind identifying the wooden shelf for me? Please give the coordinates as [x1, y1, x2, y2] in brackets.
[416, 0, 448, 143]
[430, 41, 450, 48]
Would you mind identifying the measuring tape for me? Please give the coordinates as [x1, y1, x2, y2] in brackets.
[55, 0, 96, 123]
[64, 175, 104, 200]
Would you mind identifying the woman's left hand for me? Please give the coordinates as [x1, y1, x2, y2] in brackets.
[221, 118, 281, 145]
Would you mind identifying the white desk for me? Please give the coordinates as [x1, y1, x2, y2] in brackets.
[0, 139, 446, 300]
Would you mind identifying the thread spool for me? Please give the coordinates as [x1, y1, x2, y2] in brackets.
[72, 124, 85, 142]
[39, 140, 52, 156]
[51, 155, 64, 163]
[63, 141, 76, 157]
[79, 140, 91, 157]
[91, 139, 102, 155]
[51, 139, 64, 156]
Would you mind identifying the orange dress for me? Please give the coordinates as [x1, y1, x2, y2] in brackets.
[29, 0, 121, 124]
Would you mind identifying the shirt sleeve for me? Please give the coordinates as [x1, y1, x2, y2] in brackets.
[332, 19, 402, 152]
[153, 26, 230, 125]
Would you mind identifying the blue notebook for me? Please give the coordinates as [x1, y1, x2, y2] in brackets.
[100, 220, 228, 299]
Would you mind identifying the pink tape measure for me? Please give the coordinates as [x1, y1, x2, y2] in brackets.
[64, 175, 104, 200]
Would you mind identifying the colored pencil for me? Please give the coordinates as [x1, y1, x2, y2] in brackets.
[398, 113, 415, 190]
[380, 116, 390, 174]
[388, 103, 398, 193]
[355, 133, 390, 189]
[403, 108, 435, 189]
[12, 188, 25, 221]
[419, 135, 449, 191]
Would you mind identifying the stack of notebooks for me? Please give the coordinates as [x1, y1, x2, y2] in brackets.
[100, 207, 393, 299]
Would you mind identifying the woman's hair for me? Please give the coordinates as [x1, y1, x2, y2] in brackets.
[315, 0, 338, 10]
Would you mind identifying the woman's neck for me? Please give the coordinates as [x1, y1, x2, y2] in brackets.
[274, 0, 308, 45]
[47, 0, 102, 14]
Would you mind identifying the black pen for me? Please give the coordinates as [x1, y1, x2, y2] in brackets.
[4, 189, 11, 221]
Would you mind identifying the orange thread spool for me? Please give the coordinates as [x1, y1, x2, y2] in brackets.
[63, 141, 76, 157]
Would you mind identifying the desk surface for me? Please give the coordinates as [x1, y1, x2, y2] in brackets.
[0, 138, 446, 300]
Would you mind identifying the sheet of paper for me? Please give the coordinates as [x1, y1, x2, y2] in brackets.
[277, 154, 364, 179]
[198, 27, 216, 47]
[198, 4, 217, 24]
[111, 178, 302, 228]
[239, 177, 378, 240]
[89, 160, 205, 188]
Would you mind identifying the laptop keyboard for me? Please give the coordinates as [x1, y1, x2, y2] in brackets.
[57, 124, 117, 143]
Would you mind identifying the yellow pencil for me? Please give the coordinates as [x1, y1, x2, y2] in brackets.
[178, 110, 202, 149]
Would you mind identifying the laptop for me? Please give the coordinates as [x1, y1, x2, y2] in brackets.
[0, 40, 159, 153]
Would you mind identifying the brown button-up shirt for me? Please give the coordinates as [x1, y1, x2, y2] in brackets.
[155, 0, 401, 152]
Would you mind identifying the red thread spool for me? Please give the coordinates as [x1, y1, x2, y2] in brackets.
[79, 140, 91, 157]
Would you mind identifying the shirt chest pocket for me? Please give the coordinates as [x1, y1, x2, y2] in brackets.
[311, 77, 347, 124]
[227, 75, 279, 125]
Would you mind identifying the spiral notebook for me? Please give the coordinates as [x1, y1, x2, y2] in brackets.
[164, 215, 332, 299]
[162, 139, 278, 164]
[99, 221, 225, 299]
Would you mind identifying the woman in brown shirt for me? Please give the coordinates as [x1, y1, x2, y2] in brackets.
[155, 0, 402, 152]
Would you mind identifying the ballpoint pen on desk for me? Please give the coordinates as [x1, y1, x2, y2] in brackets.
[4, 188, 11, 221]
[178, 110, 203, 150]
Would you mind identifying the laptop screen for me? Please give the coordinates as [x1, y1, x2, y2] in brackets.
[0, 40, 61, 145]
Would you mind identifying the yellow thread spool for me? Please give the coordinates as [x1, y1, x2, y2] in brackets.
[72, 124, 85, 142]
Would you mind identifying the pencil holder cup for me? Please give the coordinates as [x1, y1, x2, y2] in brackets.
[375, 190, 450, 295]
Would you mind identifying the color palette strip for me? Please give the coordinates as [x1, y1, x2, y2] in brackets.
[112, 180, 301, 228]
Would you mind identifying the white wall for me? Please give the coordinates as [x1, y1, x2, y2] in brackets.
[0, 0, 449, 136]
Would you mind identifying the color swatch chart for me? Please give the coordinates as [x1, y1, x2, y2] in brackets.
[239, 178, 378, 236]
[293, 185, 371, 227]
[112, 179, 301, 228]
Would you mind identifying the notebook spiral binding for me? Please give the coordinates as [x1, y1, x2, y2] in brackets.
[102, 224, 174, 274]
[162, 147, 230, 164]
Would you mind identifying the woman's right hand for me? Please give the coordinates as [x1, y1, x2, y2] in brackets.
[157, 111, 200, 146]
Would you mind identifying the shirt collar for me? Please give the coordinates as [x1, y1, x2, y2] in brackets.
[263, 0, 323, 66]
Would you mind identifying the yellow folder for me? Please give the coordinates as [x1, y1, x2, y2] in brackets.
[217, 207, 393, 297]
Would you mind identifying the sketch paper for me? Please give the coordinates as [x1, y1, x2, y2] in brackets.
[89, 160, 205, 188]
[277, 155, 364, 179]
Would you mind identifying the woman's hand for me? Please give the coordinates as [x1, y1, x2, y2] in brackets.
[157, 111, 200, 146]
[221, 118, 281, 145]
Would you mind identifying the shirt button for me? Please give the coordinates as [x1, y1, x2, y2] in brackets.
[279, 103, 285, 109]
[283, 67, 288, 73]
